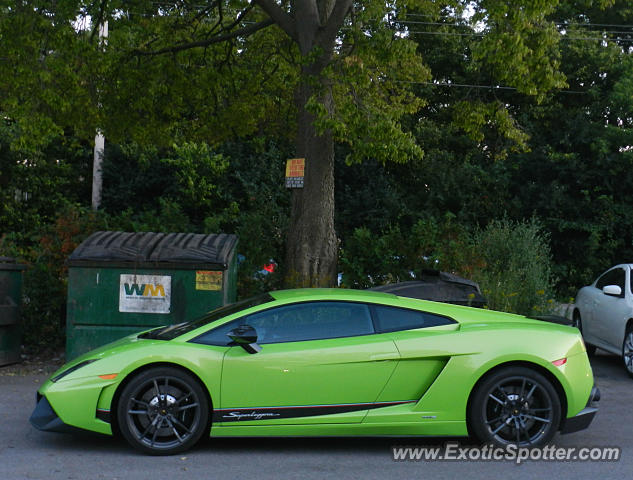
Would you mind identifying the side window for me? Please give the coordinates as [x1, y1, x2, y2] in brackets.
[595, 268, 625, 291]
[191, 319, 240, 346]
[192, 302, 374, 346]
[373, 305, 455, 333]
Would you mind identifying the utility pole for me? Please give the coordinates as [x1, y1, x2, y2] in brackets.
[91, 20, 108, 210]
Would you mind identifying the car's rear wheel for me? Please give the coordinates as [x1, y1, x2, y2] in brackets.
[117, 366, 210, 455]
[468, 366, 561, 447]
[622, 328, 633, 379]
[572, 311, 596, 355]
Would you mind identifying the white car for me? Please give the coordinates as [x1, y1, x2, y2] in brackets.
[573, 264, 633, 378]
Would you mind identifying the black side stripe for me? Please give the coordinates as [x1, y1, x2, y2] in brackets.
[212, 400, 417, 423]
[96, 409, 111, 424]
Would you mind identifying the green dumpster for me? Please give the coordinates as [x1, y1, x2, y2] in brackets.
[66, 231, 238, 360]
[0, 256, 26, 366]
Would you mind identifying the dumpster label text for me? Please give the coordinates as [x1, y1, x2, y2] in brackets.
[196, 271, 223, 291]
[119, 274, 171, 314]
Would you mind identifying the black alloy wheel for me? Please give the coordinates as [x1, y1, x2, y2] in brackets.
[469, 366, 561, 447]
[117, 367, 209, 455]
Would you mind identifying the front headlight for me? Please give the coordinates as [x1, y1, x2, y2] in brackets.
[51, 359, 99, 383]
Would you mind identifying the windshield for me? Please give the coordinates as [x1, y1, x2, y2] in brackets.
[139, 293, 274, 340]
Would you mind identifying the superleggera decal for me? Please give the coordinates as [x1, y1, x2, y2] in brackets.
[222, 411, 282, 420]
[212, 400, 416, 423]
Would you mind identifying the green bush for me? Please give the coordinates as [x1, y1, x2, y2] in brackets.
[471, 218, 555, 316]
[0, 204, 107, 349]
[340, 216, 554, 316]
[339, 215, 481, 288]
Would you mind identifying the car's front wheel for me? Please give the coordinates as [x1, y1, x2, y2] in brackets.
[468, 366, 561, 447]
[622, 328, 633, 379]
[116, 366, 210, 455]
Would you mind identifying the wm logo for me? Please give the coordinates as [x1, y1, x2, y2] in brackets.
[119, 274, 171, 314]
[123, 283, 166, 297]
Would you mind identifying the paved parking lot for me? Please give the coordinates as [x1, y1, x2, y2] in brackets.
[1, 351, 631, 480]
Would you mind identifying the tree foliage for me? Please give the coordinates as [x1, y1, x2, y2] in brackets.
[2, 0, 633, 347]
[0, 0, 574, 288]
[337, 0, 633, 297]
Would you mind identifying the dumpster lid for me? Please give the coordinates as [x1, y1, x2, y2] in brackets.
[67, 231, 238, 269]
[0, 256, 26, 270]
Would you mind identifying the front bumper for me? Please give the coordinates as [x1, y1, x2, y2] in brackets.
[560, 386, 600, 434]
[30, 394, 79, 434]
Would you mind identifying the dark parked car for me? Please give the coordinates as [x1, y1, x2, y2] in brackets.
[369, 270, 487, 308]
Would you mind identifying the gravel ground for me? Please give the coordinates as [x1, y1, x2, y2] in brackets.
[0, 347, 65, 377]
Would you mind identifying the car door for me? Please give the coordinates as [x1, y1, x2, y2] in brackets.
[367, 305, 459, 405]
[601, 266, 633, 349]
[200, 301, 401, 425]
[592, 266, 628, 348]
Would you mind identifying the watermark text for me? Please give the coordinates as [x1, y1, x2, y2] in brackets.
[392, 442, 621, 464]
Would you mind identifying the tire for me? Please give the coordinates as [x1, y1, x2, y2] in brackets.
[623, 328, 633, 379]
[572, 311, 596, 356]
[117, 366, 210, 455]
[468, 366, 562, 447]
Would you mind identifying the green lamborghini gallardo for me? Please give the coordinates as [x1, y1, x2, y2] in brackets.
[31, 289, 599, 455]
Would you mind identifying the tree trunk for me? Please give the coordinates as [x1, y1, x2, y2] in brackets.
[253, 0, 351, 287]
[284, 64, 338, 287]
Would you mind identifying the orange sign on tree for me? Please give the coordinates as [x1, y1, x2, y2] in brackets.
[285, 158, 305, 188]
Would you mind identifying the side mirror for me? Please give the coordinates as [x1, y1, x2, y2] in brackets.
[603, 285, 622, 297]
[228, 325, 261, 354]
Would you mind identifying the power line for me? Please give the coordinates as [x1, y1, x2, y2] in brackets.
[394, 19, 633, 35]
[399, 13, 633, 29]
[556, 21, 633, 29]
[77, 10, 633, 44]
[406, 30, 483, 37]
[406, 29, 633, 43]
[88, 8, 633, 32]
[401, 81, 516, 90]
[561, 36, 633, 42]
[396, 80, 587, 94]
[392, 19, 474, 27]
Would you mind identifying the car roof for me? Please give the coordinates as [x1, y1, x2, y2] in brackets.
[266, 288, 550, 328]
[269, 288, 397, 302]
